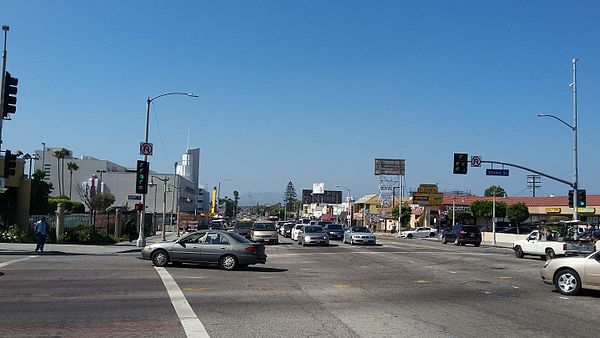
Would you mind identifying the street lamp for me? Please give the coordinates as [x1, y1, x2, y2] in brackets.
[137, 92, 198, 247]
[152, 176, 169, 241]
[536, 58, 579, 221]
[217, 178, 234, 216]
[23, 153, 39, 178]
[336, 185, 352, 228]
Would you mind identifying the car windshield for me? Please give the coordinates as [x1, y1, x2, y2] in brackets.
[235, 223, 253, 229]
[327, 225, 343, 231]
[304, 226, 322, 233]
[352, 227, 370, 233]
[228, 233, 252, 243]
[254, 223, 275, 231]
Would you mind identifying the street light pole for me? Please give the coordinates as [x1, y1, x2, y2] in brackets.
[217, 178, 233, 216]
[152, 176, 169, 241]
[336, 185, 352, 228]
[136, 92, 198, 247]
[536, 58, 579, 221]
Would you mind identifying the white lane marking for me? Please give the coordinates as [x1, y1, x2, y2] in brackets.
[268, 251, 497, 257]
[408, 260, 415, 264]
[559, 296, 569, 300]
[154, 267, 210, 338]
[0, 256, 36, 268]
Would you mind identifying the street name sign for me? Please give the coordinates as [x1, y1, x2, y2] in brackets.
[486, 169, 509, 176]
[128, 195, 142, 201]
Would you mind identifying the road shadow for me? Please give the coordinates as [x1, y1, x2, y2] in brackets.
[0, 250, 85, 256]
[551, 289, 600, 298]
[164, 263, 287, 273]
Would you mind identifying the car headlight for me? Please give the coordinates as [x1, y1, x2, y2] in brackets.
[304, 236, 311, 241]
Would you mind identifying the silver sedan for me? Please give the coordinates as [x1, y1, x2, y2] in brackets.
[298, 225, 329, 246]
[343, 226, 376, 245]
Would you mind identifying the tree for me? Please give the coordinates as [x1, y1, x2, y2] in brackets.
[30, 169, 53, 214]
[507, 203, 530, 227]
[67, 161, 79, 200]
[284, 181, 297, 208]
[469, 200, 507, 227]
[76, 183, 115, 229]
[391, 204, 412, 230]
[52, 148, 71, 197]
[233, 191, 239, 217]
[484, 185, 507, 197]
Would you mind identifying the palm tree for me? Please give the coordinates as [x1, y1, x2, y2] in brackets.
[60, 149, 72, 196]
[67, 161, 79, 199]
[53, 148, 71, 197]
[53, 150, 64, 196]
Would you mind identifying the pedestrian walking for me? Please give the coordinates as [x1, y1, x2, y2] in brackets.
[35, 217, 48, 253]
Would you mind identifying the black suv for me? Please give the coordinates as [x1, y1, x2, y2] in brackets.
[440, 224, 481, 246]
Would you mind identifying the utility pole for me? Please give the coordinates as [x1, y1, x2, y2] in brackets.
[527, 175, 541, 197]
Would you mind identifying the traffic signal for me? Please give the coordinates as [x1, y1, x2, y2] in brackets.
[2, 71, 18, 117]
[568, 190, 574, 208]
[135, 160, 149, 194]
[3, 149, 17, 178]
[453, 153, 468, 174]
[577, 189, 586, 208]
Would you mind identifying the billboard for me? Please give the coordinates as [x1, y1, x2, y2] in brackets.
[302, 189, 342, 204]
[375, 158, 405, 175]
[312, 182, 325, 194]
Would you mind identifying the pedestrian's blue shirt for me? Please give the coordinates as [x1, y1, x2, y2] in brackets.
[35, 220, 47, 235]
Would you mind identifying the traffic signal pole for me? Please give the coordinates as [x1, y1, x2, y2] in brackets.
[0, 25, 9, 153]
[136, 97, 151, 247]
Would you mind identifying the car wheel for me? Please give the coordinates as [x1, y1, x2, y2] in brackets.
[407, 234, 413, 239]
[220, 255, 237, 271]
[454, 238, 460, 246]
[474, 242, 480, 247]
[151, 250, 169, 267]
[442, 236, 447, 244]
[546, 248, 556, 260]
[429, 233, 435, 237]
[554, 268, 581, 296]
[350, 238, 354, 245]
[514, 246, 524, 258]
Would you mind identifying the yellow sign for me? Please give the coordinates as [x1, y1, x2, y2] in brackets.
[545, 208, 561, 214]
[418, 184, 438, 193]
[577, 207, 596, 214]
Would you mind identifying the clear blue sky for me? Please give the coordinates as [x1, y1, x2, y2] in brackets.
[2, 0, 599, 200]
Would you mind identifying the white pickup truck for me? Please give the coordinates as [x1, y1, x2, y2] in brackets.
[513, 230, 595, 260]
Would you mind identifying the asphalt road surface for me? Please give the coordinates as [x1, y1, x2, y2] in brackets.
[1, 235, 599, 338]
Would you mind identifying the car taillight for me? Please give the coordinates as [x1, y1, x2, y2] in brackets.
[459, 230, 466, 235]
[245, 246, 258, 253]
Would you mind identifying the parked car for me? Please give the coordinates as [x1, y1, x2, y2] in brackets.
[209, 220, 227, 230]
[343, 226, 376, 245]
[400, 227, 437, 239]
[541, 251, 600, 295]
[280, 222, 295, 237]
[298, 225, 329, 246]
[231, 221, 253, 239]
[316, 221, 333, 227]
[324, 224, 345, 240]
[291, 224, 304, 241]
[141, 230, 266, 270]
[440, 224, 481, 246]
[251, 221, 278, 244]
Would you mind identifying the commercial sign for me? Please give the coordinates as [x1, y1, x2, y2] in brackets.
[312, 183, 325, 194]
[379, 184, 393, 207]
[577, 207, 596, 214]
[417, 184, 438, 193]
[545, 208, 561, 214]
[375, 158, 405, 176]
[302, 189, 342, 204]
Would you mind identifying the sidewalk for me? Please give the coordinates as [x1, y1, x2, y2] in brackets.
[0, 231, 181, 256]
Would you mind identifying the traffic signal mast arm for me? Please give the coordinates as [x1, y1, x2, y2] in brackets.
[480, 160, 574, 188]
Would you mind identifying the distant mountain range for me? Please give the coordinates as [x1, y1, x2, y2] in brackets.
[238, 192, 283, 206]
